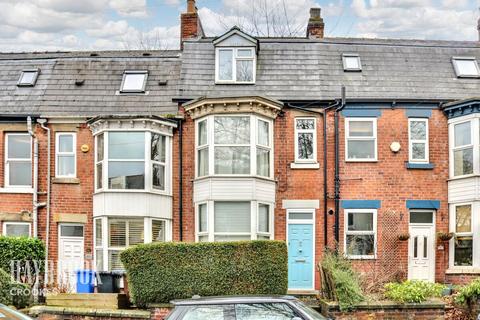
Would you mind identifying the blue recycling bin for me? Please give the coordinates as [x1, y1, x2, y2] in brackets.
[76, 270, 95, 293]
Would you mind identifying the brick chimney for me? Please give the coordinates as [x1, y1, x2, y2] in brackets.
[306, 8, 324, 39]
[180, 0, 204, 49]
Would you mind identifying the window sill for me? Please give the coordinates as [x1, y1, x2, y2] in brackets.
[345, 159, 378, 163]
[405, 162, 435, 170]
[346, 255, 376, 260]
[0, 187, 33, 194]
[290, 162, 319, 169]
[446, 268, 480, 275]
[194, 175, 275, 182]
[94, 189, 172, 196]
[52, 177, 80, 184]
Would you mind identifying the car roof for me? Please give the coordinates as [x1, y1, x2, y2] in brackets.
[171, 295, 299, 306]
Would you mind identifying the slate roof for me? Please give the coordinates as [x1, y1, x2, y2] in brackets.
[179, 37, 480, 102]
[0, 51, 180, 117]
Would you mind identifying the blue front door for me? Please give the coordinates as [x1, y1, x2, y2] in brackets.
[288, 224, 314, 289]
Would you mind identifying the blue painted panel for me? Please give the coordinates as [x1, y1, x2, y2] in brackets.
[288, 224, 314, 289]
[406, 200, 440, 210]
[405, 109, 432, 118]
[341, 200, 381, 209]
[444, 100, 480, 119]
[341, 109, 382, 117]
[405, 162, 435, 169]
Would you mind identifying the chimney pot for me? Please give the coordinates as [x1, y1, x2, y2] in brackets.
[187, 0, 196, 13]
[306, 7, 325, 39]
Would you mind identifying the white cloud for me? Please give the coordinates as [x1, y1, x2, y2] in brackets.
[164, 0, 181, 6]
[37, 0, 110, 13]
[109, 0, 148, 18]
[86, 20, 134, 38]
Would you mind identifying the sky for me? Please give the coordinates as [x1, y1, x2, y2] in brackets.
[0, 0, 479, 52]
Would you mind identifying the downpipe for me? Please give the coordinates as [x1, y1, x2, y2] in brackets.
[27, 117, 39, 238]
[334, 86, 346, 247]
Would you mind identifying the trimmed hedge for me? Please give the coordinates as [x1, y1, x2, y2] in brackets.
[120, 240, 288, 306]
[0, 236, 46, 274]
[0, 268, 31, 308]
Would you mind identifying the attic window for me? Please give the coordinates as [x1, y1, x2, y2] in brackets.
[342, 54, 362, 72]
[215, 48, 256, 84]
[17, 69, 39, 86]
[120, 71, 148, 93]
[452, 57, 480, 78]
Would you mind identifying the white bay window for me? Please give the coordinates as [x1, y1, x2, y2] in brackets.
[452, 121, 473, 177]
[196, 115, 272, 178]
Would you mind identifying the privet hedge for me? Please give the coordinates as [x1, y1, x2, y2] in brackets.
[120, 240, 288, 306]
[0, 268, 30, 308]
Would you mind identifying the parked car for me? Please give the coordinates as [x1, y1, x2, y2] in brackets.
[0, 304, 33, 320]
[166, 295, 326, 320]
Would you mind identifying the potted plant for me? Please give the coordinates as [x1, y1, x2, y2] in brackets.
[398, 233, 410, 241]
[437, 232, 454, 241]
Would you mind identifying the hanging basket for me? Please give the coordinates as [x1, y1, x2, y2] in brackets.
[398, 233, 410, 241]
[437, 232, 454, 241]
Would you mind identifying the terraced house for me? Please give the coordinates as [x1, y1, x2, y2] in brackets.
[0, 0, 480, 292]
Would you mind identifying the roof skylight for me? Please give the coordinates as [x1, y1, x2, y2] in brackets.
[120, 70, 148, 93]
[17, 69, 39, 86]
[452, 57, 480, 78]
[342, 54, 362, 72]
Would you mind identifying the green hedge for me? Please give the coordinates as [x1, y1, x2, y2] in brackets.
[0, 236, 46, 273]
[0, 268, 31, 308]
[120, 240, 288, 306]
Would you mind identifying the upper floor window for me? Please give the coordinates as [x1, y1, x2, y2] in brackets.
[294, 118, 317, 163]
[452, 57, 480, 78]
[5, 133, 32, 187]
[215, 48, 256, 84]
[408, 118, 429, 163]
[453, 121, 473, 177]
[342, 54, 362, 72]
[196, 115, 272, 178]
[55, 132, 76, 178]
[345, 118, 377, 161]
[120, 71, 148, 93]
[17, 69, 39, 86]
[95, 131, 170, 192]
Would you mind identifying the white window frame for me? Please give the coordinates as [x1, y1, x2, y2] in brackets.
[452, 57, 480, 78]
[5, 133, 32, 188]
[294, 118, 317, 163]
[449, 203, 478, 268]
[345, 118, 378, 162]
[450, 119, 474, 178]
[120, 70, 148, 93]
[55, 132, 77, 178]
[344, 209, 377, 260]
[342, 53, 362, 71]
[195, 115, 273, 179]
[256, 202, 274, 239]
[215, 47, 256, 84]
[2, 222, 31, 237]
[17, 69, 39, 86]
[94, 130, 171, 194]
[408, 118, 429, 163]
[195, 201, 274, 242]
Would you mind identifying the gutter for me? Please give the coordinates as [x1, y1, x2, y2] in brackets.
[334, 87, 347, 246]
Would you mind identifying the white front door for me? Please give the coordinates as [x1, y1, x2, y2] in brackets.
[58, 224, 84, 292]
[408, 211, 435, 282]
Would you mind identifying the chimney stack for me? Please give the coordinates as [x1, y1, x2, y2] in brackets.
[477, 14, 480, 41]
[180, 0, 204, 49]
[306, 8, 324, 39]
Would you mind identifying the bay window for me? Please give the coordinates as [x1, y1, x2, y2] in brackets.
[344, 209, 377, 259]
[94, 131, 170, 192]
[196, 115, 272, 178]
[408, 118, 429, 163]
[5, 133, 32, 187]
[196, 201, 273, 242]
[94, 217, 170, 271]
[345, 118, 377, 161]
[453, 204, 473, 267]
[453, 121, 473, 176]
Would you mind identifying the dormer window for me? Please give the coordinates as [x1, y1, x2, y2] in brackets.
[342, 54, 362, 72]
[17, 69, 39, 86]
[452, 57, 480, 78]
[120, 71, 148, 93]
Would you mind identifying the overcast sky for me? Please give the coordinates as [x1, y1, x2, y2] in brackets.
[0, 0, 478, 52]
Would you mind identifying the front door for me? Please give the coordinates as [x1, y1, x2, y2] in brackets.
[58, 224, 84, 292]
[408, 211, 435, 282]
[288, 222, 314, 290]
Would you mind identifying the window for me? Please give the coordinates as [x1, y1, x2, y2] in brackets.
[120, 71, 148, 93]
[235, 303, 297, 320]
[294, 118, 317, 163]
[5, 133, 32, 187]
[196, 115, 272, 178]
[453, 204, 473, 267]
[108, 219, 144, 271]
[17, 69, 39, 86]
[60, 225, 83, 237]
[152, 220, 166, 242]
[196, 201, 273, 242]
[345, 118, 377, 161]
[215, 48, 256, 83]
[344, 209, 376, 259]
[342, 54, 362, 71]
[181, 305, 235, 320]
[95, 131, 170, 192]
[453, 121, 473, 176]
[408, 118, 429, 163]
[3, 222, 30, 237]
[55, 133, 76, 178]
[94, 218, 103, 271]
[452, 57, 480, 78]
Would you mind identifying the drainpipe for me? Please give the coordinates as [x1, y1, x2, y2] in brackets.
[334, 87, 346, 246]
[178, 119, 183, 241]
[37, 119, 51, 285]
[27, 117, 39, 238]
